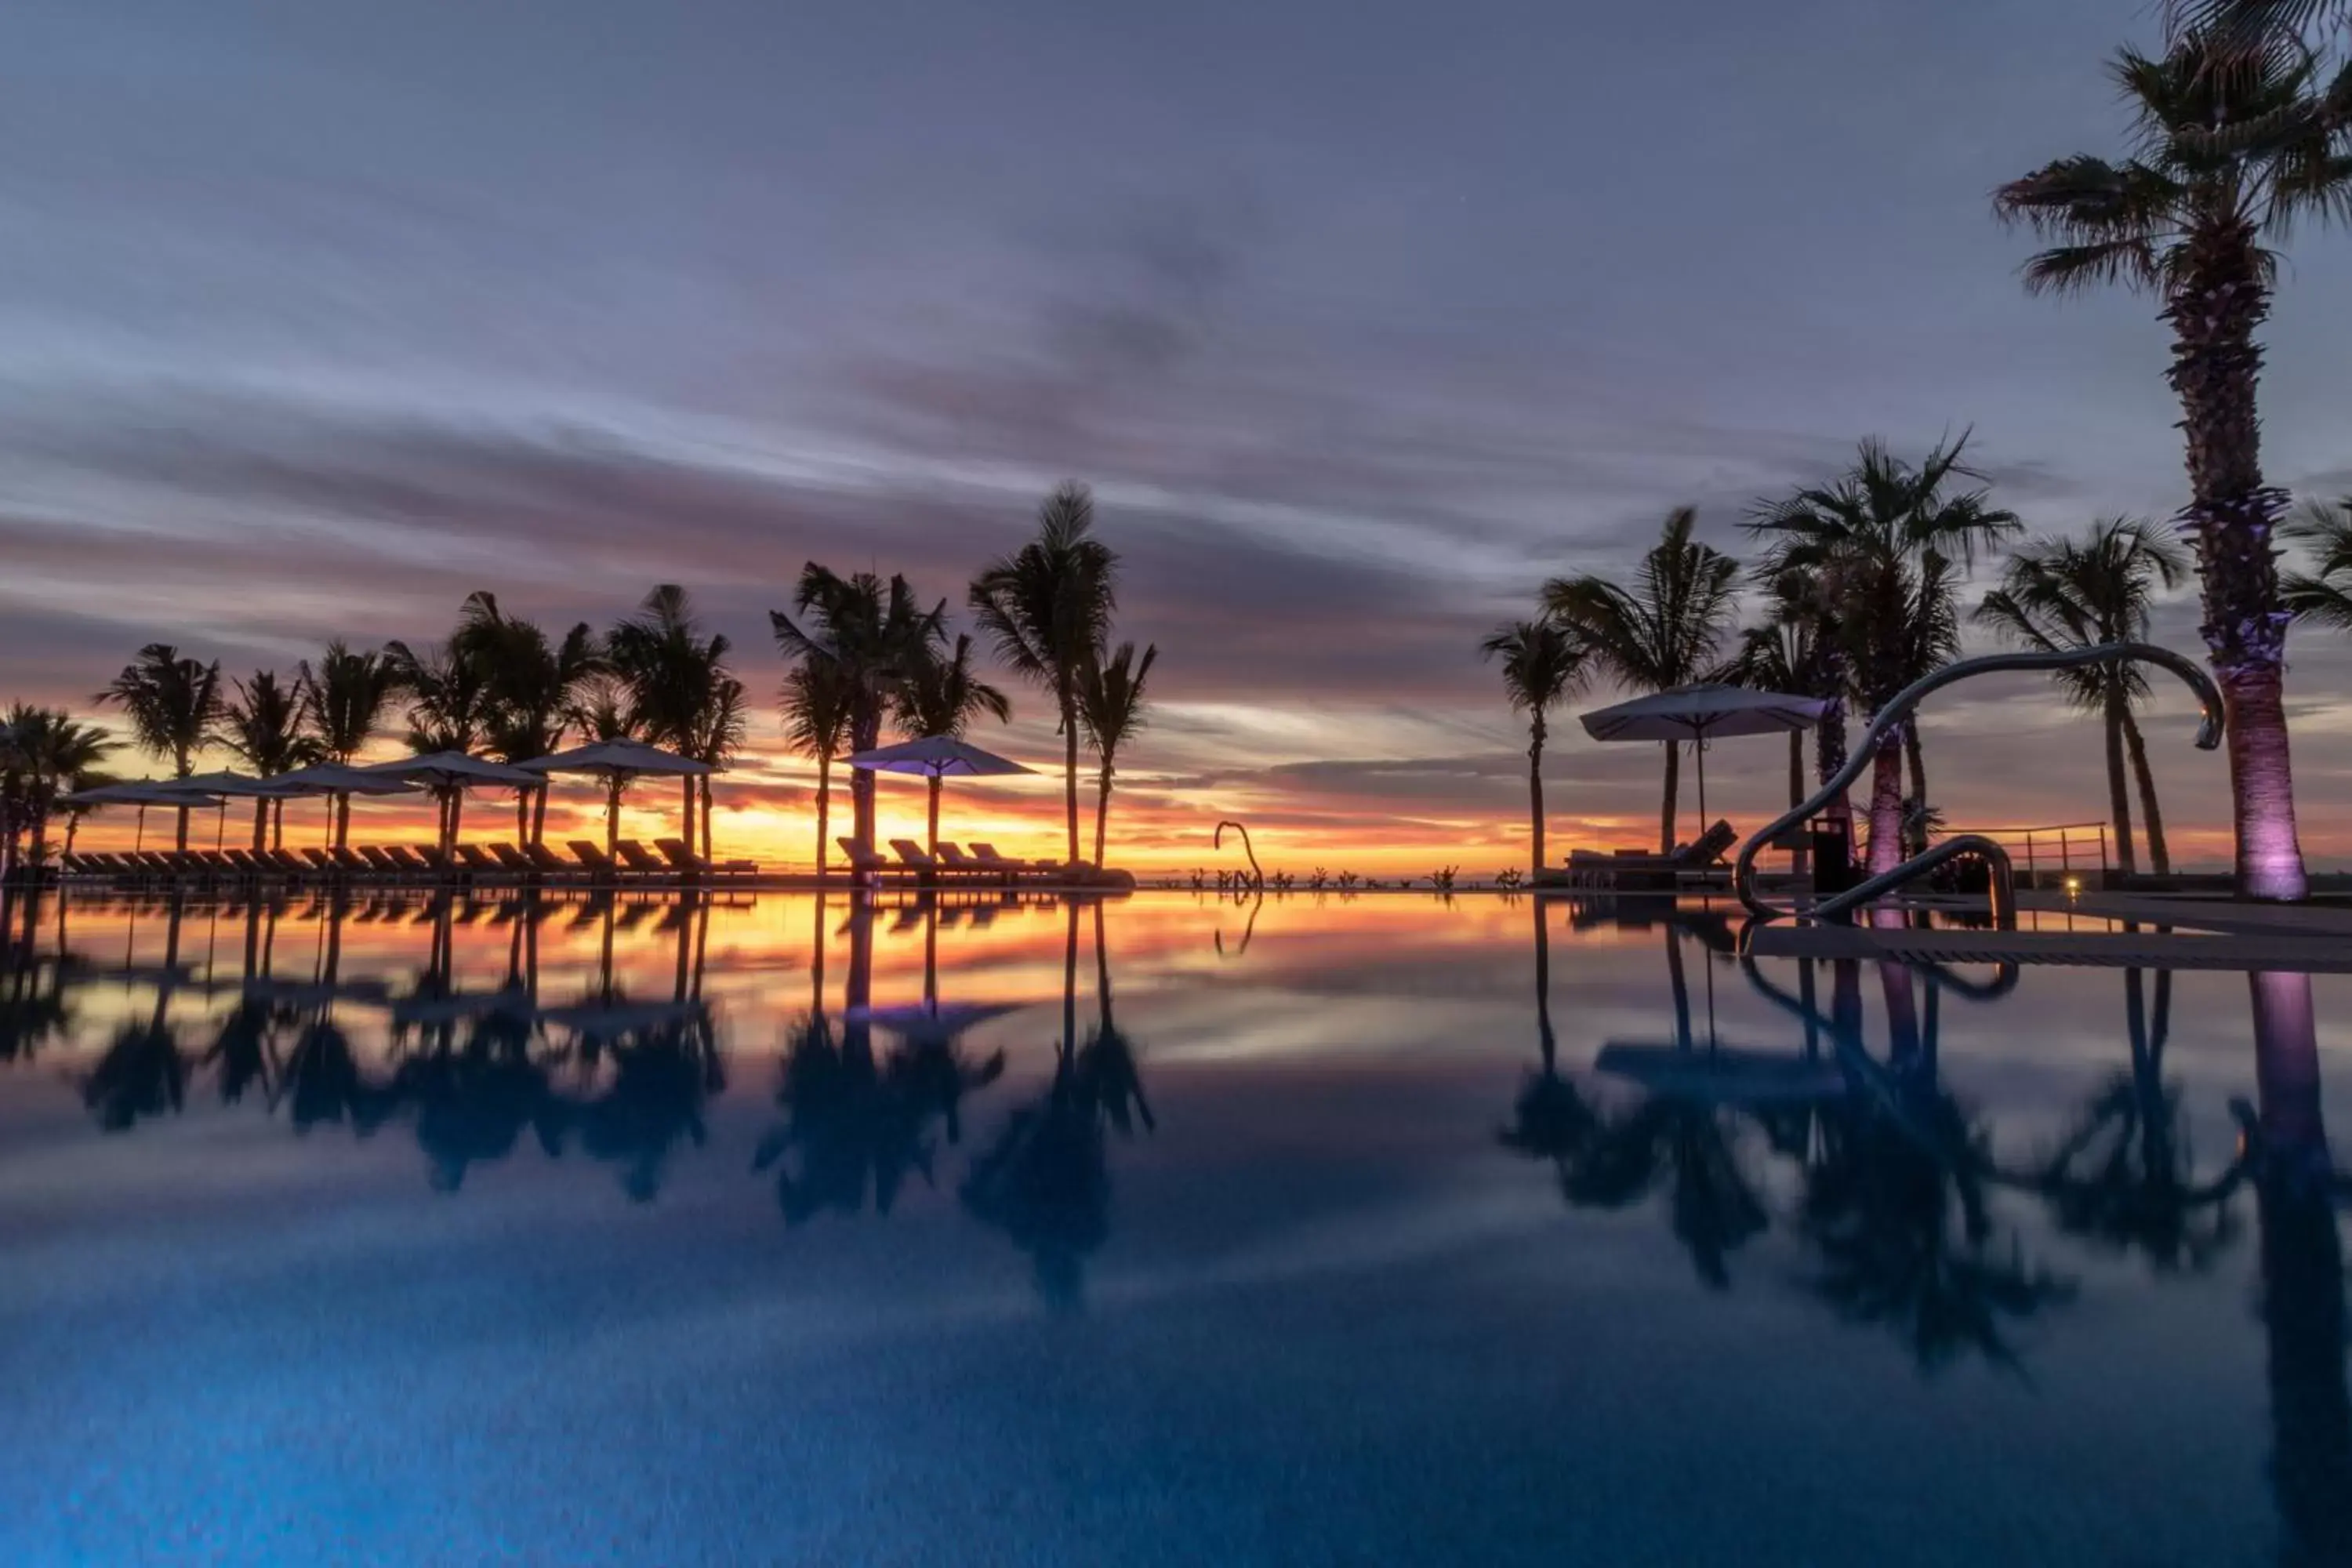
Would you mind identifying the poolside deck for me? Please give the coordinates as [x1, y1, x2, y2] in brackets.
[1747, 921, 2352, 971]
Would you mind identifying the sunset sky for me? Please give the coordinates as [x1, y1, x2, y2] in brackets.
[9, 0, 2352, 875]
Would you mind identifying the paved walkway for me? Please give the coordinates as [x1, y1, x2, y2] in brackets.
[1748, 923, 2352, 971]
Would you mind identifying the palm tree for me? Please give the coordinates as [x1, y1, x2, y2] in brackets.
[1750, 438, 2019, 876]
[383, 637, 492, 848]
[1975, 520, 2190, 875]
[2282, 499, 2352, 632]
[563, 675, 644, 846]
[1075, 641, 1157, 871]
[606, 585, 734, 859]
[96, 644, 223, 851]
[215, 671, 321, 851]
[683, 673, 748, 861]
[894, 632, 1013, 857]
[970, 482, 1119, 866]
[1544, 507, 1740, 852]
[299, 641, 404, 850]
[780, 656, 854, 877]
[455, 592, 602, 844]
[1996, 34, 2352, 901]
[0, 707, 116, 872]
[1479, 620, 1588, 873]
[771, 568, 945, 862]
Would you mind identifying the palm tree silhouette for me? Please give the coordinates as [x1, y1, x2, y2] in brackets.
[1722, 568, 1847, 869]
[383, 637, 492, 846]
[1749, 439, 2018, 874]
[96, 644, 224, 851]
[1075, 641, 1157, 870]
[780, 656, 854, 877]
[771, 568, 946, 862]
[895, 631, 1013, 856]
[606, 585, 735, 859]
[0, 705, 118, 873]
[1479, 620, 1588, 874]
[1544, 507, 1740, 852]
[1975, 520, 2190, 875]
[1997, 32, 2352, 899]
[455, 591, 603, 846]
[298, 640, 404, 851]
[969, 483, 1119, 866]
[216, 670, 323, 851]
[0, 889, 75, 1062]
[2282, 498, 2352, 635]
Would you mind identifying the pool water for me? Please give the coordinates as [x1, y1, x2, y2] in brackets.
[1, 888, 2347, 1566]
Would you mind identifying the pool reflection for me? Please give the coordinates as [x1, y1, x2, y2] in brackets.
[1, 883, 2347, 1562]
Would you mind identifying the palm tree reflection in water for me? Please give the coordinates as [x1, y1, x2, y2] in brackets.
[757, 893, 1007, 1224]
[81, 894, 191, 1132]
[961, 898, 1152, 1308]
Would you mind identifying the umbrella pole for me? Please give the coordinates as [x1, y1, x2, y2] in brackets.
[1695, 735, 1708, 828]
[215, 801, 227, 853]
[135, 804, 146, 853]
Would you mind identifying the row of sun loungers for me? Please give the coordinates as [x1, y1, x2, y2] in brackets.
[836, 837, 1078, 887]
[53, 837, 759, 887]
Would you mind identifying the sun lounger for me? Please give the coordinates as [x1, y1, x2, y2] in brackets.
[935, 842, 1009, 884]
[1563, 819, 1740, 891]
[615, 840, 672, 878]
[526, 841, 579, 879]
[654, 837, 755, 879]
[386, 846, 437, 877]
[356, 847, 400, 875]
[568, 840, 621, 880]
[969, 843, 1054, 878]
[891, 839, 978, 884]
[456, 843, 504, 876]
[835, 837, 896, 884]
[490, 843, 538, 876]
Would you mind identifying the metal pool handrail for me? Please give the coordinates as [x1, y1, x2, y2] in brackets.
[1733, 643, 2225, 923]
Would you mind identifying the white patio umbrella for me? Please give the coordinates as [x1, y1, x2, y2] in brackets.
[847, 735, 1036, 858]
[257, 762, 422, 850]
[1579, 684, 1828, 837]
[518, 739, 710, 858]
[61, 779, 226, 852]
[358, 752, 543, 852]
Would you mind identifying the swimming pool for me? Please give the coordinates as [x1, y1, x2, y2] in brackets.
[2, 888, 2346, 1565]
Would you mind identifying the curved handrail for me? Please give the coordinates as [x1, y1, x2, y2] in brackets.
[1734, 644, 2223, 920]
[1813, 833, 2016, 927]
[1214, 819, 1263, 888]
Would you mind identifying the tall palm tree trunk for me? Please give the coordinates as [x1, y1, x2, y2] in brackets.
[1061, 688, 1082, 865]
[1864, 734, 1905, 877]
[1784, 731, 1809, 878]
[175, 804, 191, 853]
[516, 790, 531, 844]
[2103, 692, 2139, 878]
[334, 791, 352, 852]
[532, 784, 550, 847]
[2170, 223, 2306, 899]
[604, 779, 622, 858]
[700, 780, 713, 863]
[927, 773, 942, 858]
[850, 717, 879, 859]
[814, 757, 832, 878]
[271, 798, 285, 851]
[1903, 725, 1928, 815]
[251, 797, 269, 854]
[1093, 767, 1112, 869]
[1658, 741, 1680, 854]
[680, 774, 698, 860]
[446, 789, 463, 852]
[2120, 710, 2171, 875]
[1529, 720, 1548, 872]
